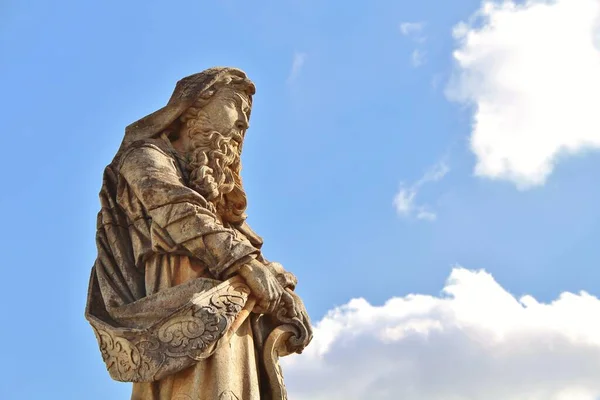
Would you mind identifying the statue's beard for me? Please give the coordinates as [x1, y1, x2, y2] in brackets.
[186, 127, 247, 224]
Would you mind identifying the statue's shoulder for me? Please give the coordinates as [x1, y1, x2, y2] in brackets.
[115, 138, 174, 170]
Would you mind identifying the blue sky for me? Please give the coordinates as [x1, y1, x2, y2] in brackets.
[3, 0, 600, 399]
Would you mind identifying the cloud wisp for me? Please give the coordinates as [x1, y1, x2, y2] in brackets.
[393, 160, 449, 221]
[399, 21, 427, 67]
[399, 22, 426, 42]
[282, 267, 600, 400]
[410, 49, 426, 68]
[446, 0, 600, 189]
[287, 52, 307, 84]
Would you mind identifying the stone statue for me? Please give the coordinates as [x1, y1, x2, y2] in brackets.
[85, 67, 313, 400]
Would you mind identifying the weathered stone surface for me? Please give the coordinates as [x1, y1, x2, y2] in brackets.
[85, 67, 312, 399]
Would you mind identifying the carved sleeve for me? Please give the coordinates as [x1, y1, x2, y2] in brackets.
[118, 144, 259, 278]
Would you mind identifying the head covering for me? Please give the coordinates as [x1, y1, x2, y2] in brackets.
[115, 67, 255, 160]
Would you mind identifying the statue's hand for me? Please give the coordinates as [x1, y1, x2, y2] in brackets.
[265, 261, 298, 290]
[238, 259, 284, 314]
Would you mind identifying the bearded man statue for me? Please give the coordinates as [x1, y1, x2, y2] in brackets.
[85, 67, 312, 400]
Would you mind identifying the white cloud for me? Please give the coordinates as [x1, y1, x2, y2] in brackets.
[446, 0, 600, 189]
[393, 160, 448, 220]
[287, 52, 307, 84]
[283, 268, 600, 400]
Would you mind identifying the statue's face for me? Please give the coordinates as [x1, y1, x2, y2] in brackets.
[200, 87, 251, 143]
[173, 86, 252, 156]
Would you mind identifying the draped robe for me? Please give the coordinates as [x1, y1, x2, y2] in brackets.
[86, 137, 282, 400]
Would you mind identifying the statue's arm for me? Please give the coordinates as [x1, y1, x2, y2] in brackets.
[118, 145, 260, 279]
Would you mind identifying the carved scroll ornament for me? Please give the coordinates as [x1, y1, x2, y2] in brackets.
[87, 277, 252, 382]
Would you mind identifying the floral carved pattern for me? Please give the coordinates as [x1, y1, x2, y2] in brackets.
[91, 278, 251, 382]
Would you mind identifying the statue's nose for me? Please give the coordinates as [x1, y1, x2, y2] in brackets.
[235, 119, 249, 131]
